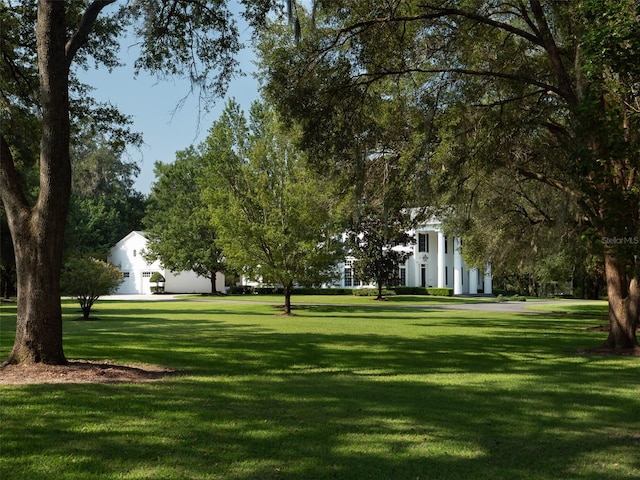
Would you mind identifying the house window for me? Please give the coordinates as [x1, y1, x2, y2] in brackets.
[133, 249, 137, 257]
[398, 267, 406, 286]
[445, 267, 448, 285]
[122, 272, 130, 278]
[418, 233, 429, 253]
[444, 236, 448, 254]
[344, 266, 353, 287]
[344, 259, 360, 287]
[142, 271, 152, 278]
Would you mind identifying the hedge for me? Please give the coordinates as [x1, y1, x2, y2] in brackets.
[392, 287, 454, 296]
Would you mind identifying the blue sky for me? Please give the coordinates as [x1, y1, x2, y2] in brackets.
[77, 23, 260, 195]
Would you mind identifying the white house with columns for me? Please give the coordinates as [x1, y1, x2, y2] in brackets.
[338, 217, 492, 295]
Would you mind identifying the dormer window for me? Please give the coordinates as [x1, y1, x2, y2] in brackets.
[133, 249, 137, 257]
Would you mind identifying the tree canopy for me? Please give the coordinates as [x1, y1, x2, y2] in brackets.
[144, 147, 226, 294]
[261, 0, 640, 351]
[0, 0, 286, 365]
[60, 256, 122, 320]
[202, 100, 345, 314]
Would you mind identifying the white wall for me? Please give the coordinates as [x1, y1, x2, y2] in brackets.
[164, 270, 225, 294]
[108, 231, 225, 295]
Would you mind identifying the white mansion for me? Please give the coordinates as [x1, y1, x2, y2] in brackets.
[108, 217, 491, 296]
[338, 217, 492, 295]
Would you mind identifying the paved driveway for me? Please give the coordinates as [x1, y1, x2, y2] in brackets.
[97, 295, 586, 313]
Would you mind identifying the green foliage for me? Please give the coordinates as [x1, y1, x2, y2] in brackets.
[60, 257, 122, 319]
[0, 0, 289, 365]
[347, 211, 414, 299]
[393, 286, 429, 295]
[391, 286, 454, 296]
[425, 287, 454, 297]
[294, 287, 353, 296]
[351, 287, 396, 297]
[344, 149, 419, 299]
[262, 1, 639, 316]
[149, 272, 165, 284]
[65, 133, 146, 258]
[144, 147, 225, 293]
[202, 99, 346, 309]
[149, 272, 165, 293]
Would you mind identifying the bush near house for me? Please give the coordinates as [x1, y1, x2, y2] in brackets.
[393, 287, 454, 296]
[149, 272, 165, 294]
[60, 257, 123, 320]
[227, 286, 457, 297]
[295, 288, 353, 295]
[426, 287, 454, 296]
[352, 288, 397, 297]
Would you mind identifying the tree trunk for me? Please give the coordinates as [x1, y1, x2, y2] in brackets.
[210, 274, 218, 295]
[283, 283, 293, 315]
[1, 1, 71, 365]
[603, 253, 640, 351]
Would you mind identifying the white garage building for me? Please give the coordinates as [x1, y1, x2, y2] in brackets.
[108, 231, 225, 295]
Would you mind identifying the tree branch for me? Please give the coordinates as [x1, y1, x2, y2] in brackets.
[65, 0, 117, 66]
[417, 4, 545, 48]
[328, 6, 544, 49]
[515, 167, 582, 200]
[0, 134, 31, 219]
[355, 67, 565, 99]
[528, 0, 577, 105]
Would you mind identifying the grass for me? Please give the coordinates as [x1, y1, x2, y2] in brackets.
[1, 297, 639, 479]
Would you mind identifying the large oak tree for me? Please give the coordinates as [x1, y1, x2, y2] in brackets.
[0, 0, 283, 365]
[262, 0, 640, 351]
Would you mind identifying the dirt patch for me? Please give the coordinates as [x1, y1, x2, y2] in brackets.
[577, 346, 640, 357]
[0, 360, 174, 385]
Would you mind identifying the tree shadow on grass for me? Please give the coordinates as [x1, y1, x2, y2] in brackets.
[3, 350, 638, 480]
[2, 299, 638, 479]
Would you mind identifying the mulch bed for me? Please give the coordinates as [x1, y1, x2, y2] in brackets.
[0, 360, 175, 385]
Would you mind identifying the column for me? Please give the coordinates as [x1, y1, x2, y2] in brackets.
[414, 239, 421, 288]
[484, 263, 493, 295]
[437, 231, 445, 288]
[469, 267, 478, 295]
[453, 237, 462, 295]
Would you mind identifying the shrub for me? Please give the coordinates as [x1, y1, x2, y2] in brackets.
[61, 257, 122, 319]
[510, 294, 527, 302]
[393, 287, 429, 295]
[352, 288, 396, 297]
[255, 286, 284, 295]
[294, 287, 353, 295]
[228, 285, 254, 295]
[149, 272, 165, 294]
[425, 287, 454, 296]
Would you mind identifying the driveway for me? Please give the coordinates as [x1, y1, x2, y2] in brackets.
[97, 295, 583, 313]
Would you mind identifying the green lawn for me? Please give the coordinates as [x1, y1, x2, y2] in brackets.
[1, 297, 638, 479]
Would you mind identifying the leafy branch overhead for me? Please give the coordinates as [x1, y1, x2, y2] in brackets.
[262, 0, 640, 350]
[0, 0, 287, 365]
